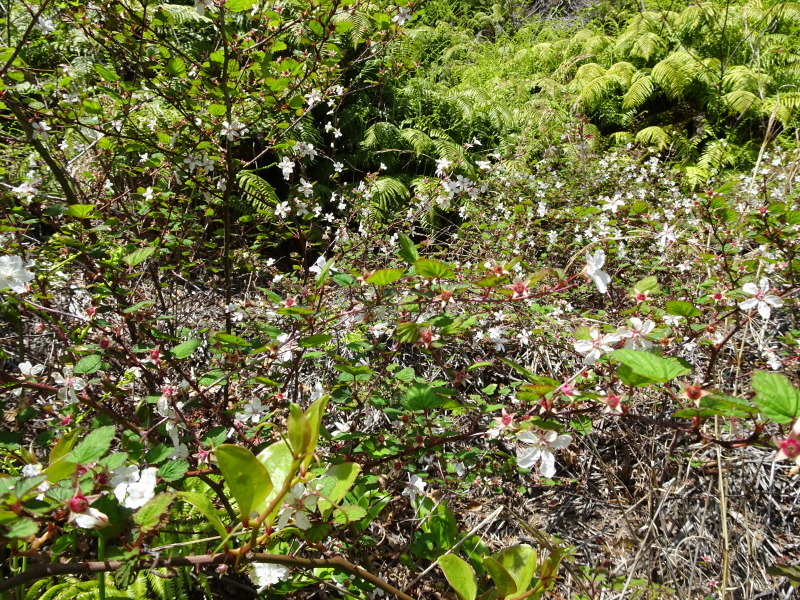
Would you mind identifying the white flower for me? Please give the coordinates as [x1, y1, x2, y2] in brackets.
[0, 255, 35, 293]
[573, 329, 621, 365]
[739, 278, 783, 319]
[392, 6, 412, 25]
[276, 483, 318, 530]
[305, 89, 323, 107]
[220, 120, 247, 141]
[294, 141, 316, 159]
[275, 201, 291, 219]
[31, 121, 51, 141]
[250, 563, 290, 591]
[21, 463, 43, 477]
[12, 181, 38, 201]
[435, 157, 451, 176]
[583, 250, 610, 294]
[333, 161, 344, 173]
[516, 430, 572, 478]
[299, 178, 314, 198]
[617, 317, 655, 350]
[34, 18, 56, 34]
[655, 225, 677, 247]
[74, 507, 108, 529]
[52, 366, 86, 404]
[112, 466, 157, 509]
[235, 398, 264, 424]
[194, 0, 213, 16]
[19, 361, 44, 378]
[279, 156, 295, 180]
[401, 474, 426, 504]
[486, 326, 509, 351]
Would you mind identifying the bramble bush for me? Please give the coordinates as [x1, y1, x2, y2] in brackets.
[1, 1, 800, 599]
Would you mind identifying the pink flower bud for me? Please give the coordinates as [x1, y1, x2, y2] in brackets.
[68, 494, 89, 514]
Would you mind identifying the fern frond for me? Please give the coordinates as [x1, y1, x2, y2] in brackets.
[622, 73, 655, 110]
[652, 51, 698, 99]
[608, 131, 634, 146]
[236, 171, 279, 215]
[723, 89, 760, 115]
[629, 32, 667, 63]
[635, 125, 671, 149]
[154, 3, 212, 26]
[370, 176, 412, 220]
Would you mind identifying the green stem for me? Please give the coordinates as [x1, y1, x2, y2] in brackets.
[97, 537, 106, 600]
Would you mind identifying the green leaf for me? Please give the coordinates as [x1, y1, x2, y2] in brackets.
[303, 395, 328, 457]
[766, 564, 800, 586]
[165, 56, 187, 78]
[483, 556, 517, 598]
[366, 268, 405, 286]
[317, 462, 360, 518]
[66, 204, 96, 219]
[402, 383, 442, 411]
[48, 429, 83, 466]
[298, 334, 332, 348]
[208, 104, 226, 116]
[68, 426, 115, 464]
[394, 367, 415, 382]
[633, 276, 660, 294]
[495, 544, 537, 594]
[751, 371, 800, 423]
[439, 554, 477, 600]
[226, 0, 254, 11]
[157, 460, 188, 482]
[215, 445, 272, 522]
[93, 64, 120, 81]
[5, 518, 38, 540]
[673, 395, 758, 419]
[73, 354, 102, 375]
[499, 357, 537, 383]
[665, 300, 700, 318]
[395, 322, 420, 343]
[171, 339, 202, 359]
[314, 257, 336, 288]
[181, 492, 229, 539]
[256, 440, 294, 510]
[288, 404, 311, 457]
[416, 259, 455, 280]
[609, 349, 691, 383]
[332, 505, 367, 524]
[133, 492, 176, 533]
[123, 246, 156, 267]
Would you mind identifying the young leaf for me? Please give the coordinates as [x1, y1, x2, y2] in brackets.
[68, 426, 116, 464]
[314, 257, 336, 288]
[123, 246, 155, 267]
[439, 554, 477, 600]
[402, 383, 442, 411]
[288, 404, 312, 456]
[256, 440, 294, 509]
[332, 505, 367, 524]
[304, 395, 329, 456]
[215, 444, 273, 522]
[665, 300, 700, 318]
[751, 371, 800, 423]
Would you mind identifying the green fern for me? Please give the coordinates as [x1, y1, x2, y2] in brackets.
[236, 170, 279, 216]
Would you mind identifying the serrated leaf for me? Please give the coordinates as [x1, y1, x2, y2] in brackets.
[633, 276, 659, 294]
[226, 0, 254, 11]
[73, 354, 102, 374]
[68, 426, 115, 464]
[93, 64, 119, 81]
[366, 268, 405, 286]
[402, 383, 442, 411]
[171, 338, 202, 359]
[609, 349, 691, 383]
[333, 504, 367, 524]
[208, 104, 226, 116]
[123, 246, 155, 267]
[133, 492, 176, 533]
[439, 554, 477, 600]
[394, 367, 415, 382]
[317, 462, 360, 518]
[181, 492, 229, 539]
[416, 259, 454, 280]
[751, 371, 800, 423]
[165, 56, 187, 78]
[215, 445, 272, 522]
[665, 300, 700, 318]
[157, 460, 188, 482]
[5, 518, 38, 539]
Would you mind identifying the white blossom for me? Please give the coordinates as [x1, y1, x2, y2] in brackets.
[250, 563, 290, 591]
[401, 474, 426, 504]
[516, 430, 572, 478]
[574, 329, 621, 365]
[0, 255, 35, 293]
[739, 278, 782, 319]
[52, 366, 86, 404]
[583, 249, 610, 294]
[111, 466, 157, 509]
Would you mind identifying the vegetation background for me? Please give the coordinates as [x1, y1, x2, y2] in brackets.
[1, 0, 799, 599]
